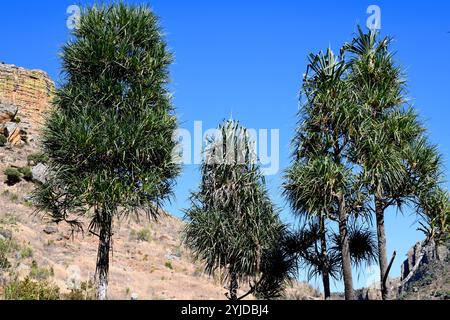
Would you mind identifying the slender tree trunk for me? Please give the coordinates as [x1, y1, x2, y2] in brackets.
[229, 271, 238, 300]
[375, 197, 389, 300]
[319, 216, 331, 300]
[321, 261, 331, 300]
[96, 213, 112, 300]
[338, 196, 354, 300]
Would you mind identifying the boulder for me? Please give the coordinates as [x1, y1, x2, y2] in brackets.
[3, 121, 22, 145]
[0, 104, 18, 123]
[32, 163, 48, 184]
[43, 225, 58, 235]
[130, 293, 139, 300]
[0, 229, 13, 240]
[3, 122, 18, 138]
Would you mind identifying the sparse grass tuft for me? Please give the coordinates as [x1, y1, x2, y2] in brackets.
[20, 246, 33, 259]
[130, 227, 152, 242]
[29, 261, 54, 281]
[0, 135, 7, 147]
[18, 166, 33, 182]
[27, 152, 49, 166]
[165, 261, 173, 270]
[62, 281, 95, 300]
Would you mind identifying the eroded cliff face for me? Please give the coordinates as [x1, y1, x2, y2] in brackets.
[0, 63, 54, 113]
[0, 63, 55, 145]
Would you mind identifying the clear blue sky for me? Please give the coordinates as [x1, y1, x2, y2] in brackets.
[1, 0, 449, 292]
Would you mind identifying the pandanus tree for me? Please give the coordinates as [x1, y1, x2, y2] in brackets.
[33, 4, 180, 299]
[416, 187, 449, 244]
[284, 49, 367, 300]
[292, 219, 377, 299]
[343, 27, 443, 299]
[184, 120, 295, 300]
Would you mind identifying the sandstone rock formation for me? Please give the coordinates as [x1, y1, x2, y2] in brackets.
[0, 63, 54, 146]
[401, 239, 449, 282]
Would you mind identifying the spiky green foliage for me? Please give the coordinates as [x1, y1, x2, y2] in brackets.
[331, 224, 378, 269]
[32, 3, 179, 299]
[344, 26, 442, 207]
[344, 26, 445, 299]
[184, 120, 291, 300]
[416, 187, 450, 243]
[4, 168, 22, 186]
[291, 220, 377, 281]
[284, 48, 366, 300]
[293, 220, 342, 282]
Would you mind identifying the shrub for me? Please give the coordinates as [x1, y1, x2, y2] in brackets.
[0, 238, 13, 270]
[30, 261, 54, 281]
[137, 228, 152, 242]
[0, 135, 7, 147]
[9, 193, 19, 202]
[0, 254, 10, 270]
[4, 168, 22, 185]
[62, 281, 95, 300]
[0, 213, 17, 225]
[164, 261, 173, 270]
[27, 152, 49, 166]
[18, 166, 33, 182]
[20, 246, 33, 259]
[130, 228, 152, 242]
[4, 277, 60, 300]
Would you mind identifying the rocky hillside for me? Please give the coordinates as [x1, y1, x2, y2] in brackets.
[398, 240, 450, 300]
[0, 63, 319, 300]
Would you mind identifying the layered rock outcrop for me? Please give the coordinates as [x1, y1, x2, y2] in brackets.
[0, 63, 54, 146]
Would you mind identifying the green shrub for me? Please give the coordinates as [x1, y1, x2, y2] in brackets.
[20, 246, 33, 259]
[130, 228, 152, 242]
[4, 168, 22, 185]
[0, 213, 17, 225]
[18, 166, 33, 182]
[0, 135, 7, 147]
[0, 254, 10, 270]
[9, 193, 19, 203]
[62, 281, 95, 300]
[4, 277, 60, 300]
[27, 152, 49, 166]
[137, 228, 152, 242]
[0, 239, 11, 271]
[164, 261, 173, 270]
[0, 238, 14, 270]
[30, 261, 54, 281]
[13, 117, 21, 123]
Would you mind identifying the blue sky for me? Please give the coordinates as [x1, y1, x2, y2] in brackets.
[1, 0, 449, 292]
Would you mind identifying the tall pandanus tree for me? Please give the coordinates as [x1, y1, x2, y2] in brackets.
[343, 26, 443, 299]
[284, 49, 366, 300]
[33, 4, 180, 300]
[184, 120, 293, 300]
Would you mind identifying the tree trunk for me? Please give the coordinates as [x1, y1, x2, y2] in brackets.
[375, 197, 389, 300]
[229, 271, 238, 300]
[319, 216, 331, 300]
[322, 266, 331, 300]
[338, 197, 354, 300]
[96, 215, 112, 300]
